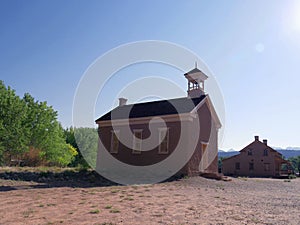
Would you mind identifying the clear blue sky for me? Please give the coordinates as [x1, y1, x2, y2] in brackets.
[1, 0, 300, 150]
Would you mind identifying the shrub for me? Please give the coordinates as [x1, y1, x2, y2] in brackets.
[288, 174, 297, 179]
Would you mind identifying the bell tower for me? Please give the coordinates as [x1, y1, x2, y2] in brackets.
[184, 63, 208, 98]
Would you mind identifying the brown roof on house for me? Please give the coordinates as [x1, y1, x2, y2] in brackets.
[222, 140, 285, 161]
[184, 67, 203, 75]
[221, 152, 243, 161]
[96, 95, 206, 122]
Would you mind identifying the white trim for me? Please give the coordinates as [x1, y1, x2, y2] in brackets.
[191, 95, 222, 129]
[190, 97, 207, 113]
[110, 130, 120, 154]
[97, 113, 195, 127]
[97, 95, 221, 129]
[132, 129, 142, 154]
[158, 127, 169, 132]
[158, 128, 169, 154]
[201, 142, 209, 170]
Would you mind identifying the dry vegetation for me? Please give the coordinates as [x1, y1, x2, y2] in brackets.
[0, 167, 299, 225]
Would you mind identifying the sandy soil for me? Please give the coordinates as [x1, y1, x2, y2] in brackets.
[0, 170, 299, 225]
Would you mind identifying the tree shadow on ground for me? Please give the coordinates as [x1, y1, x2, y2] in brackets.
[0, 170, 119, 192]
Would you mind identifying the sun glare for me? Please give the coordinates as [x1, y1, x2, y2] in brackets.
[281, 1, 300, 40]
[290, 2, 300, 31]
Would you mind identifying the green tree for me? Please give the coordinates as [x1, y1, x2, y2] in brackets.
[0, 81, 77, 166]
[64, 127, 90, 168]
[65, 127, 78, 150]
[38, 121, 77, 166]
[0, 119, 4, 164]
[218, 157, 226, 173]
[23, 93, 58, 150]
[22, 93, 77, 166]
[0, 81, 28, 164]
[288, 156, 300, 174]
[73, 127, 98, 168]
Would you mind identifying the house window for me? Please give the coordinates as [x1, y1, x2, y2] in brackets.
[264, 163, 270, 171]
[110, 130, 119, 154]
[235, 162, 240, 170]
[158, 128, 169, 154]
[132, 130, 142, 154]
[248, 149, 252, 156]
[201, 143, 208, 153]
[249, 162, 254, 171]
[201, 142, 209, 169]
[263, 149, 268, 156]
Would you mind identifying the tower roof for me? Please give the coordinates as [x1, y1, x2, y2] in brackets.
[184, 67, 208, 84]
[184, 67, 203, 75]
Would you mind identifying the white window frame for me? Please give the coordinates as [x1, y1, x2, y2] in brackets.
[158, 127, 169, 154]
[201, 142, 209, 169]
[110, 130, 120, 154]
[132, 129, 142, 154]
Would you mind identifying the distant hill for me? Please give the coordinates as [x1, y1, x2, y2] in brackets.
[276, 150, 300, 159]
[218, 151, 239, 158]
[273, 147, 300, 151]
[218, 149, 300, 159]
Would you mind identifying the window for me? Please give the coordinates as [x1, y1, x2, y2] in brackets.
[263, 149, 268, 156]
[158, 128, 169, 154]
[201, 142, 209, 169]
[264, 163, 270, 171]
[249, 162, 254, 171]
[110, 130, 119, 153]
[201, 143, 208, 153]
[235, 162, 240, 170]
[132, 130, 142, 154]
[248, 149, 252, 156]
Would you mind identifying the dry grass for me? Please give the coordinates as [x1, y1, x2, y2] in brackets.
[0, 168, 299, 224]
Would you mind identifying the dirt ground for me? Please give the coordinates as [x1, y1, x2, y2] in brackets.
[0, 168, 299, 225]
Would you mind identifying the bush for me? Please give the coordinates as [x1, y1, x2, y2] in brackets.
[288, 174, 297, 179]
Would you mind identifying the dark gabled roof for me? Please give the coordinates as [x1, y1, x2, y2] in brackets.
[96, 95, 206, 122]
[184, 67, 203, 75]
[222, 154, 239, 161]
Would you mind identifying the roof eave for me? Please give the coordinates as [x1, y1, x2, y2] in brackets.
[96, 112, 197, 127]
[190, 95, 222, 129]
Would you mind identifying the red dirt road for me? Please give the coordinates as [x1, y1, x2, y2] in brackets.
[1, 175, 299, 225]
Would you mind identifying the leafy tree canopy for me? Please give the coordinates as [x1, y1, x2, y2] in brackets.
[0, 80, 77, 166]
[65, 127, 98, 168]
[288, 156, 300, 173]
